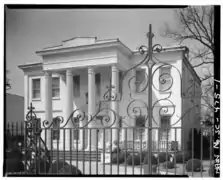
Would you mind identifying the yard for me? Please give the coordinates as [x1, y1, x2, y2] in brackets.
[68, 160, 211, 177]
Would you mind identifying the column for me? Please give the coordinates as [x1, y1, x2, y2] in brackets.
[87, 67, 97, 150]
[111, 65, 119, 142]
[44, 71, 52, 149]
[24, 74, 29, 119]
[65, 69, 74, 150]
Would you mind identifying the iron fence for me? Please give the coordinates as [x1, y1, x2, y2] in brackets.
[5, 121, 214, 177]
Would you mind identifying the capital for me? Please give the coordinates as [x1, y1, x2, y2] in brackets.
[66, 69, 73, 76]
[88, 67, 95, 75]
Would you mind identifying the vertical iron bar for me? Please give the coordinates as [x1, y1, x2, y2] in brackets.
[174, 128, 177, 175]
[166, 128, 169, 175]
[103, 128, 105, 175]
[83, 128, 85, 174]
[63, 129, 65, 172]
[50, 129, 53, 174]
[182, 128, 185, 175]
[96, 128, 99, 175]
[70, 128, 72, 173]
[57, 130, 59, 175]
[200, 128, 203, 177]
[76, 127, 78, 174]
[45, 129, 47, 174]
[110, 128, 112, 175]
[117, 127, 120, 175]
[192, 128, 194, 177]
[89, 129, 92, 175]
[157, 128, 160, 173]
[146, 24, 153, 175]
[125, 128, 127, 175]
[140, 127, 143, 175]
[132, 127, 135, 175]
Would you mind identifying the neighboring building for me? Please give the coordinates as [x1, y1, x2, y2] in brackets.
[18, 37, 201, 151]
[6, 93, 24, 124]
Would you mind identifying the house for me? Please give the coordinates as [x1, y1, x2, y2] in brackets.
[18, 37, 201, 152]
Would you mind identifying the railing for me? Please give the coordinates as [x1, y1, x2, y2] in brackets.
[4, 121, 214, 177]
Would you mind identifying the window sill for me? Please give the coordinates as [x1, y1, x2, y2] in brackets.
[32, 98, 41, 101]
[52, 97, 61, 100]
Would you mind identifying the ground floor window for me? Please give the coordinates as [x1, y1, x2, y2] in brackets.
[159, 115, 171, 141]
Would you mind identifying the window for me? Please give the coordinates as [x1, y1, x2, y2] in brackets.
[95, 73, 101, 96]
[159, 66, 172, 92]
[32, 78, 41, 99]
[136, 69, 146, 93]
[73, 75, 80, 97]
[52, 77, 60, 98]
[73, 117, 79, 140]
[135, 116, 146, 140]
[159, 115, 171, 141]
[52, 117, 60, 140]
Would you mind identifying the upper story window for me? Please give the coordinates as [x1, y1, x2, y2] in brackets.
[52, 77, 60, 98]
[32, 78, 41, 99]
[159, 66, 172, 92]
[95, 73, 101, 96]
[73, 75, 80, 97]
[136, 69, 146, 93]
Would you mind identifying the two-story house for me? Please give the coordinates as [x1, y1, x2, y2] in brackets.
[18, 37, 201, 152]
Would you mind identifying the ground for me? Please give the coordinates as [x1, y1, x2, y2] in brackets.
[69, 160, 211, 177]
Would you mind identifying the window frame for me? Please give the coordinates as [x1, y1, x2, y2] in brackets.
[159, 115, 171, 141]
[95, 73, 101, 97]
[73, 75, 80, 97]
[32, 78, 41, 100]
[52, 77, 60, 99]
[135, 68, 146, 93]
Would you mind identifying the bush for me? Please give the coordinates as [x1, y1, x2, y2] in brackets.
[58, 164, 82, 175]
[5, 150, 24, 173]
[162, 161, 175, 169]
[173, 151, 191, 164]
[49, 160, 82, 175]
[126, 154, 142, 165]
[208, 163, 214, 177]
[48, 159, 69, 173]
[143, 154, 158, 165]
[139, 151, 148, 161]
[111, 151, 128, 164]
[186, 159, 203, 172]
[157, 152, 172, 163]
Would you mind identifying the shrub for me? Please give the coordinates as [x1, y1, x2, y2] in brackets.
[208, 163, 214, 177]
[111, 151, 128, 164]
[58, 164, 82, 175]
[173, 151, 191, 164]
[157, 152, 172, 163]
[48, 159, 69, 174]
[5, 149, 24, 173]
[162, 161, 175, 169]
[126, 154, 141, 165]
[186, 159, 203, 172]
[139, 151, 148, 161]
[143, 154, 158, 165]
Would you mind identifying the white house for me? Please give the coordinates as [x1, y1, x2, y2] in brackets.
[18, 37, 201, 151]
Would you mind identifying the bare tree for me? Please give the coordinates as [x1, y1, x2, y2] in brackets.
[163, 6, 214, 110]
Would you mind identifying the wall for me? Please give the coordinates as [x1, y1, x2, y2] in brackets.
[6, 93, 24, 133]
[181, 58, 201, 151]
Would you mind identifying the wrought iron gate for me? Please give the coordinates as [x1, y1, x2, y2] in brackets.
[6, 24, 214, 176]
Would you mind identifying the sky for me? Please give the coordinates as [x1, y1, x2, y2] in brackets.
[6, 8, 184, 96]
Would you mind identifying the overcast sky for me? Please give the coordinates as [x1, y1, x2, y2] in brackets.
[6, 8, 182, 96]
